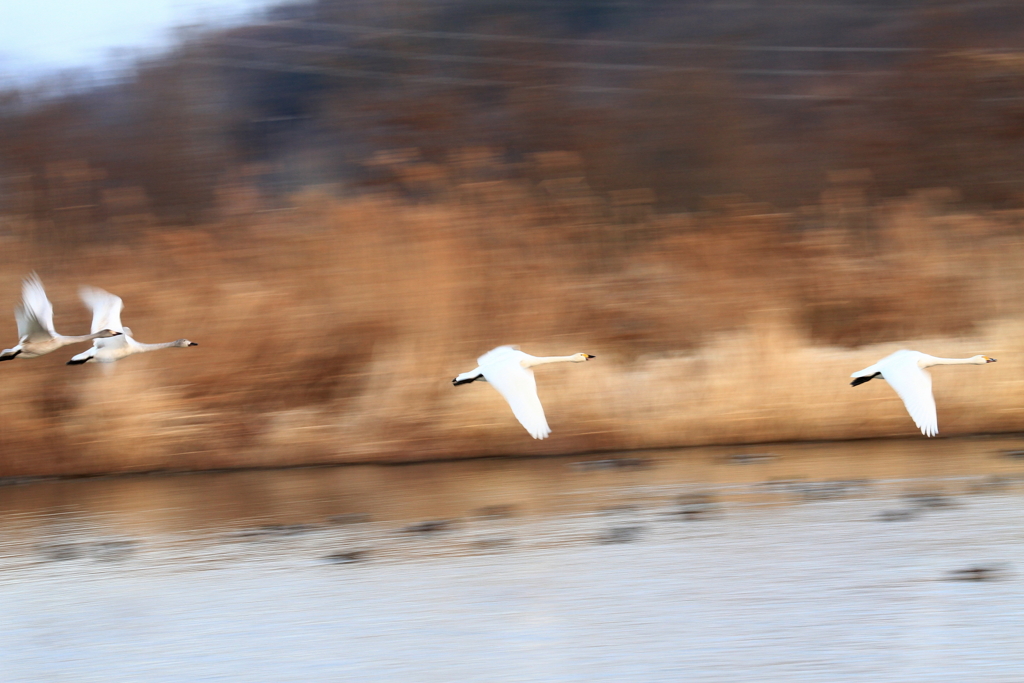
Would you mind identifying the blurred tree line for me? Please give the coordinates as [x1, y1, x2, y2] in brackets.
[0, 0, 1023, 235]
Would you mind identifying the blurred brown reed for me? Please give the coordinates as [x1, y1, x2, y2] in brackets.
[1, 153, 1023, 476]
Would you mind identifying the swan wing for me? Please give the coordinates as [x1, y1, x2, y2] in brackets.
[850, 361, 881, 379]
[477, 345, 519, 367]
[16, 274, 57, 342]
[482, 360, 551, 440]
[94, 333, 129, 352]
[883, 358, 938, 437]
[79, 286, 125, 334]
[79, 286, 129, 351]
[15, 305, 53, 343]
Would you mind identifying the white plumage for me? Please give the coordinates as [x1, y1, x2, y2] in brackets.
[66, 286, 197, 365]
[453, 346, 594, 439]
[0, 273, 121, 362]
[850, 350, 996, 437]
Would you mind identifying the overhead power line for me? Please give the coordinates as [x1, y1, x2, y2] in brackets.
[194, 29, 1024, 101]
[188, 56, 904, 100]
[259, 19, 934, 54]
[215, 36, 896, 77]
[193, 54, 1024, 102]
[188, 56, 513, 88]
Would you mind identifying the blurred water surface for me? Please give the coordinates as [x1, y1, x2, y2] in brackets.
[4, 437, 1024, 681]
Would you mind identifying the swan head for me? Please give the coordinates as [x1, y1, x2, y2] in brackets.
[176, 339, 198, 348]
[97, 329, 122, 338]
[978, 355, 997, 364]
[572, 353, 595, 362]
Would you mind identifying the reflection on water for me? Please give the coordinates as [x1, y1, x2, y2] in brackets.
[3, 436, 1024, 569]
[4, 437, 1024, 682]
[4, 436, 1024, 538]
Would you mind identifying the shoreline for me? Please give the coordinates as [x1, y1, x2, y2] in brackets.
[1, 430, 1022, 482]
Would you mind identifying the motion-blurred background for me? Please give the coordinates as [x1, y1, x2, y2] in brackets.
[2, 0, 1024, 476]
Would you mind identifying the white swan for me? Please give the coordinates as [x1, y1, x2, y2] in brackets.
[850, 350, 996, 437]
[0, 273, 121, 362]
[452, 346, 594, 439]
[66, 286, 197, 365]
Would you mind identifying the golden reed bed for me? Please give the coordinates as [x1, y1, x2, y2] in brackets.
[1, 176, 1023, 477]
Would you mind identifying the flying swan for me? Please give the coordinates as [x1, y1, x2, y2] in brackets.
[452, 346, 594, 439]
[66, 286, 197, 365]
[0, 273, 121, 362]
[850, 350, 996, 437]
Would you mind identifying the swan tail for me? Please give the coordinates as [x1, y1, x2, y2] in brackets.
[66, 348, 94, 365]
[452, 371, 484, 386]
[850, 373, 881, 387]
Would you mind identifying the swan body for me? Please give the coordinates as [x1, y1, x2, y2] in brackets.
[452, 346, 594, 439]
[850, 350, 995, 437]
[0, 273, 121, 361]
[66, 286, 197, 365]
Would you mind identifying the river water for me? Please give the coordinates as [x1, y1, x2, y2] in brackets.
[3, 436, 1024, 681]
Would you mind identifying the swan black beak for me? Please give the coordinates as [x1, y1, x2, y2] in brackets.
[987, 357, 997, 363]
[188, 342, 199, 347]
[586, 354, 595, 359]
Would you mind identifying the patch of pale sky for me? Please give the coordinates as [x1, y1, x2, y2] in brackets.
[0, 0, 288, 83]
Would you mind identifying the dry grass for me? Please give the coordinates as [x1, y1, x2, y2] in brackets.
[2, 171, 1024, 477]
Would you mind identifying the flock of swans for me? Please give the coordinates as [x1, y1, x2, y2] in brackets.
[0, 273, 197, 366]
[452, 346, 996, 441]
[0, 274, 997, 442]
[454, 345, 997, 443]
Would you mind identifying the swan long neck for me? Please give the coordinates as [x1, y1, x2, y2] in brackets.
[921, 356, 982, 367]
[522, 355, 580, 368]
[59, 331, 113, 344]
[133, 340, 182, 352]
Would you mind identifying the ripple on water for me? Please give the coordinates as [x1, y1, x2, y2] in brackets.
[3, 438, 1024, 681]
